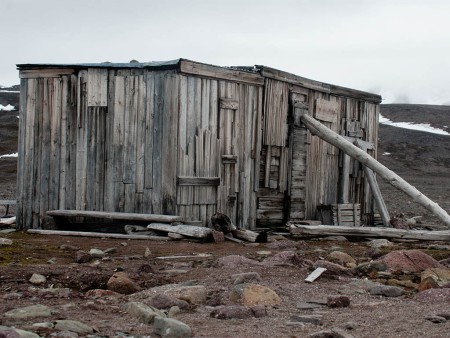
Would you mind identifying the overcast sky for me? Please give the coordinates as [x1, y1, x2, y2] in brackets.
[2, 0, 450, 104]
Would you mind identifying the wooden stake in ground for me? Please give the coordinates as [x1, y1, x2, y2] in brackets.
[297, 111, 450, 227]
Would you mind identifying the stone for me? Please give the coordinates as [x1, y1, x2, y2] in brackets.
[379, 250, 443, 274]
[123, 301, 166, 324]
[215, 255, 261, 268]
[313, 260, 353, 278]
[148, 293, 190, 310]
[4, 304, 52, 319]
[265, 239, 308, 250]
[230, 283, 281, 306]
[54, 320, 93, 335]
[3, 292, 23, 300]
[171, 285, 207, 305]
[368, 239, 393, 248]
[290, 314, 323, 325]
[107, 272, 140, 294]
[168, 306, 181, 317]
[47, 257, 57, 264]
[262, 251, 303, 266]
[250, 305, 267, 318]
[232, 272, 262, 285]
[0, 328, 20, 338]
[415, 288, 450, 303]
[29, 273, 47, 285]
[210, 305, 254, 319]
[308, 328, 356, 338]
[89, 248, 106, 258]
[344, 321, 358, 330]
[211, 230, 225, 242]
[0, 326, 40, 338]
[32, 322, 54, 328]
[50, 331, 79, 338]
[59, 244, 79, 251]
[144, 247, 151, 257]
[326, 251, 356, 268]
[421, 267, 450, 287]
[75, 250, 92, 263]
[425, 315, 447, 323]
[296, 302, 324, 310]
[322, 236, 348, 242]
[153, 317, 191, 338]
[369, 285, 404, 297]
[436, 313, 450, 320]
[85, 289, 120, 298]
[256, 250, 272, 256]
[103, 247, 117, 254]
[327, 295, 351, 308]
[0, 238, 13, 246]
[417, 276, 440, 292]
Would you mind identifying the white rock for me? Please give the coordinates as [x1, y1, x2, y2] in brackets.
[29, 273, 47, 285]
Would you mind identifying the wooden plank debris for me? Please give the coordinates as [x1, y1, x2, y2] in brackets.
[147, 223, 212, 238]
[289, 224, 450, 241]
[305, 267, 327, 282]
[46, 210, 182, 222]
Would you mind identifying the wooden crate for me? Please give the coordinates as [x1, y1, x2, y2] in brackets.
[332, 203, 361, 227]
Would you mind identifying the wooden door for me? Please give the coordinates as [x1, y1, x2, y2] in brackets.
[218, 95, 240, 225]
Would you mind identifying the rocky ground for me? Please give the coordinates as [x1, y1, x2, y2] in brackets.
[1, 88, 450, 337]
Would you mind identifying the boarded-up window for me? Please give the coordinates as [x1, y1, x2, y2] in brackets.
[263, 79, 289, 146]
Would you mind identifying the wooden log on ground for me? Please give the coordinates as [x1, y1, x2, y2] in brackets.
[0, 216, 16, 225]
[231, 229, 268, 243]
[289, 224, 450, 241]
[297, 112, 450, 227]
[46, 210, 182, 223]
[147, 223, 212, 239]
[27, 229, 169, 240]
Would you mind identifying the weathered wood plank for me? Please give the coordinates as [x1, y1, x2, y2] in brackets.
[180, 60, 264, 86]
[87, 68, 108, 106]
[20, 68, 76, 79]
[177, 177, 220, 186]
[147, 223, 212, 238]
[46, 210, 182, 222]
[27, 229, 169, 240]
[290, 224, 450, 241]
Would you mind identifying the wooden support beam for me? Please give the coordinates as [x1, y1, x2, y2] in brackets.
[177, 176, 220, 186]
[46, 210, 182, 223]
[289, 224, 450, 241]
[297, 112, 450, 227]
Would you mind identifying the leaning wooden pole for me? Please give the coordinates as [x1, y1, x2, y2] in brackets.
[298, 112, 450, 227]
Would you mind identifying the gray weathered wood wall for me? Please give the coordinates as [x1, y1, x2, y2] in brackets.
[17, 61, 380, 230]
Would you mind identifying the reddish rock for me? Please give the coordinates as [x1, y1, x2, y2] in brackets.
[313, 260, 354, 278]
[262, 251, 303, 266]
[215, 255, 261, 268]
[107, 272, 140, 295]
[148, 293, 190, 310]
[379, 250, 443, 274]
[75, 250, 92, 263]
[390, 216, 410, 229]
[327, 295, 351, 308]
[415, 288, 450, 303]
[210, 305, 253, 319]
[418, 276, 440, 292]
[212, 230, 225, 243]
[85, 289, 120, 298]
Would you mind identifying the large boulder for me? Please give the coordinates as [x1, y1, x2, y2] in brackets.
[378, 250, 443, 273]
[230, 284, 281, 306]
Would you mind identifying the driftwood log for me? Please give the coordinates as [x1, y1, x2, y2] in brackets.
[27, 229, 169, 240]
[46, 210, 183, 223]
[147, 223, 212, 239]
[297, 111, 450, 227]
[290, 224, 450, 241]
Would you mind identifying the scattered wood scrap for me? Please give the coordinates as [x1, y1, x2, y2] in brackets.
[0, 216, 16, 226]
[305, 267, 327, 283]
[289, 224, 450, 241]
[147, 223, 212, 239]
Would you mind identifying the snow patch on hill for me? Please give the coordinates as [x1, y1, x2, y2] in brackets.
[379, 114, 450, 136]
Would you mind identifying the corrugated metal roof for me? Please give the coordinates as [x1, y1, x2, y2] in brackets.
[17, 59, 182, 70]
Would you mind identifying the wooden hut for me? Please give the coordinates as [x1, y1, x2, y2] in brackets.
[16, 59, 382, 230]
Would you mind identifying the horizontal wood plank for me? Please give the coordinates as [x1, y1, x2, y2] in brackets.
[20, 69, 76, 79]
[177, 176, 220, 186]
[46, 210, 182, 222]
